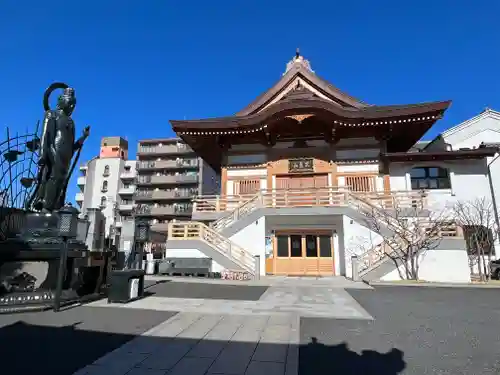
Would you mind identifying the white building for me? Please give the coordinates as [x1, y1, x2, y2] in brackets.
[157, 53, 498, 283]
[76, 136, 136, 241]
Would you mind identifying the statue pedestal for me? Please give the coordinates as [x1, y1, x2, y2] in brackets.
[0, 212, 96, 313]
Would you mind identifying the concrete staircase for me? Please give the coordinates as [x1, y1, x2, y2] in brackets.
[167, 221, 256, 275]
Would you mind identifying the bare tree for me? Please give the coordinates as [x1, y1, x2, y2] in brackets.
[454, 198, 498, 282]
[357, 193, 453, 280]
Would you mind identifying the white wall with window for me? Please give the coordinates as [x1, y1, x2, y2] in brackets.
[389, 159, 490, 211]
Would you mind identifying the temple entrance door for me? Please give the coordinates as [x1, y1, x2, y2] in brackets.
[271, 231, 335, 276]
[276, 174, 328, 207]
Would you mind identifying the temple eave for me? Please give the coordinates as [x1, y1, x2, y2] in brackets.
[170, 99, 451, 133]
[381, 147, 498, 162]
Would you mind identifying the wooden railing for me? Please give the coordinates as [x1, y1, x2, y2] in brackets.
[167, 221, 256, 274]
[197, 188, 428, 233]
[194, 188, 427, 213]
[358, 220, 464, 274]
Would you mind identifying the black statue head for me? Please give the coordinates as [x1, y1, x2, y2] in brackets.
[57, 88, 76, 115]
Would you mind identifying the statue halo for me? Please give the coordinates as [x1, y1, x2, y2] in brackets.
[43, 82, 70, 112]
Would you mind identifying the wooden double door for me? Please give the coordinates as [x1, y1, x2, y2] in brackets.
[276, 174, 328, 189]
[268, 230, 335, 276]
[275, 174, 328, 206]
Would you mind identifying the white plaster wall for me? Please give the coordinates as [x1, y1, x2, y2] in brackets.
[341, 215, 383, 278]
[337, 164, 379, 173]
[227, 168, 267, 178]
[165, 248, 224, 273]
[380, 249, 471, 283]
[229, 217, 266, 275]
[441, 111, 500, 257]
[389, 160, 490, 212]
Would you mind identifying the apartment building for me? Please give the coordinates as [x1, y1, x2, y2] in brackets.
[76, 136, 136, 240]
[135, 137, 220, 233]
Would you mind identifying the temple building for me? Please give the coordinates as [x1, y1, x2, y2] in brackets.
[165, 51, 498, 282]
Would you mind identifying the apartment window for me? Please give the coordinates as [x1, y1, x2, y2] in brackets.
[103, 165, 110, 177]
[102, 180, 108, 192]
[100, 196, 107, 208]
[123, 183, 130, 189]
[410, 167, 451, 190]
[124, 165, 131, 171]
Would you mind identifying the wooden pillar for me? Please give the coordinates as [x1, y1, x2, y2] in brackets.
[383, 175, 391, 192]
[221, 167, 228, 195]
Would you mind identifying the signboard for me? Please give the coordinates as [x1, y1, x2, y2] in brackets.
[288, 158, 314, 173]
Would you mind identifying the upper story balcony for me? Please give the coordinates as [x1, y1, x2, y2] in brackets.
[135, 204, 192, 217]
[77, 176, 86, 186]
[120, 170, 136, 180]
[137, 159, 199, 170]
[136, 174, 199, 185]
[134, 189, 195, 201]
[119, 201, 135, 211]
[75, 192, 84, 202]
[118, 185, 136, 195]
[137, 143, 193, 156]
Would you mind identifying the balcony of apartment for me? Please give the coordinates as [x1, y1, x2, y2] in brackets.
[118, 185, 136, 195]
[136, 159, 199, 170]
[120, 170, 136, 180]
[119, 201, 135, 211]
[136, 174, 198, 185]
[134, 203, 192, 217]
[137, 143, 193, 156]
[75, 192, 84, 202]
[134, 189, 196, 201]
[77, 176, 86, 186]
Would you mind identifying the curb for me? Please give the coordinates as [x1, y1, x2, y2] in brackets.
[368, 281, 500, 289]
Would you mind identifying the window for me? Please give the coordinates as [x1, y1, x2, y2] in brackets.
[125, 165, 131, 171]
[290, 235, 302, 257]
[410, 167, 450, 190]
[100, 196, 107, 208]
[103, 165, 110, 176]
[102, 180, 108, 192]
[276, 235, 289, 257]
[305, 235, 318, 257]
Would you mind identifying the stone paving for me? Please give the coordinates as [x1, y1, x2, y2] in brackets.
[90, 283, 372, 319]
[74, 312, 299, 375]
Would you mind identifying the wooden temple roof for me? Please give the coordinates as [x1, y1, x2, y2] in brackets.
[381, 147, 498, 162]
[169, 51, 454, 168]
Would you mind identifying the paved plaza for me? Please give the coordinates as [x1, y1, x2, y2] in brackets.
[1, 277, 499, 374]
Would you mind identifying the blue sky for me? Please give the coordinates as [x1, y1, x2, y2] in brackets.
[1, 1, 499, 203]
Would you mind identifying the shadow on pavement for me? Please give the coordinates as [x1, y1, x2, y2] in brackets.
[0, 320, 406, 375]
[300, 337, 405, 375]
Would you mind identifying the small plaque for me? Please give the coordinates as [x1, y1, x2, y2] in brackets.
[288, 158, 314, 173]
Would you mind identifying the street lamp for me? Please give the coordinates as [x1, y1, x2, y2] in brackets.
[53, 203, 79, 312]
[133, 220, 150, 269]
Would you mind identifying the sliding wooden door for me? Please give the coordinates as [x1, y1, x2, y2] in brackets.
[270, 230, 335, 276]
[275, 174, 328, 206]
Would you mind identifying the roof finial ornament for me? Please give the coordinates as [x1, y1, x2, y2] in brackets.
[284, 48, 313, 74]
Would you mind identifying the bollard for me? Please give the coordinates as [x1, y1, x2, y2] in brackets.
[254, 255, 261, 280]
[351, 255, 360, 281]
